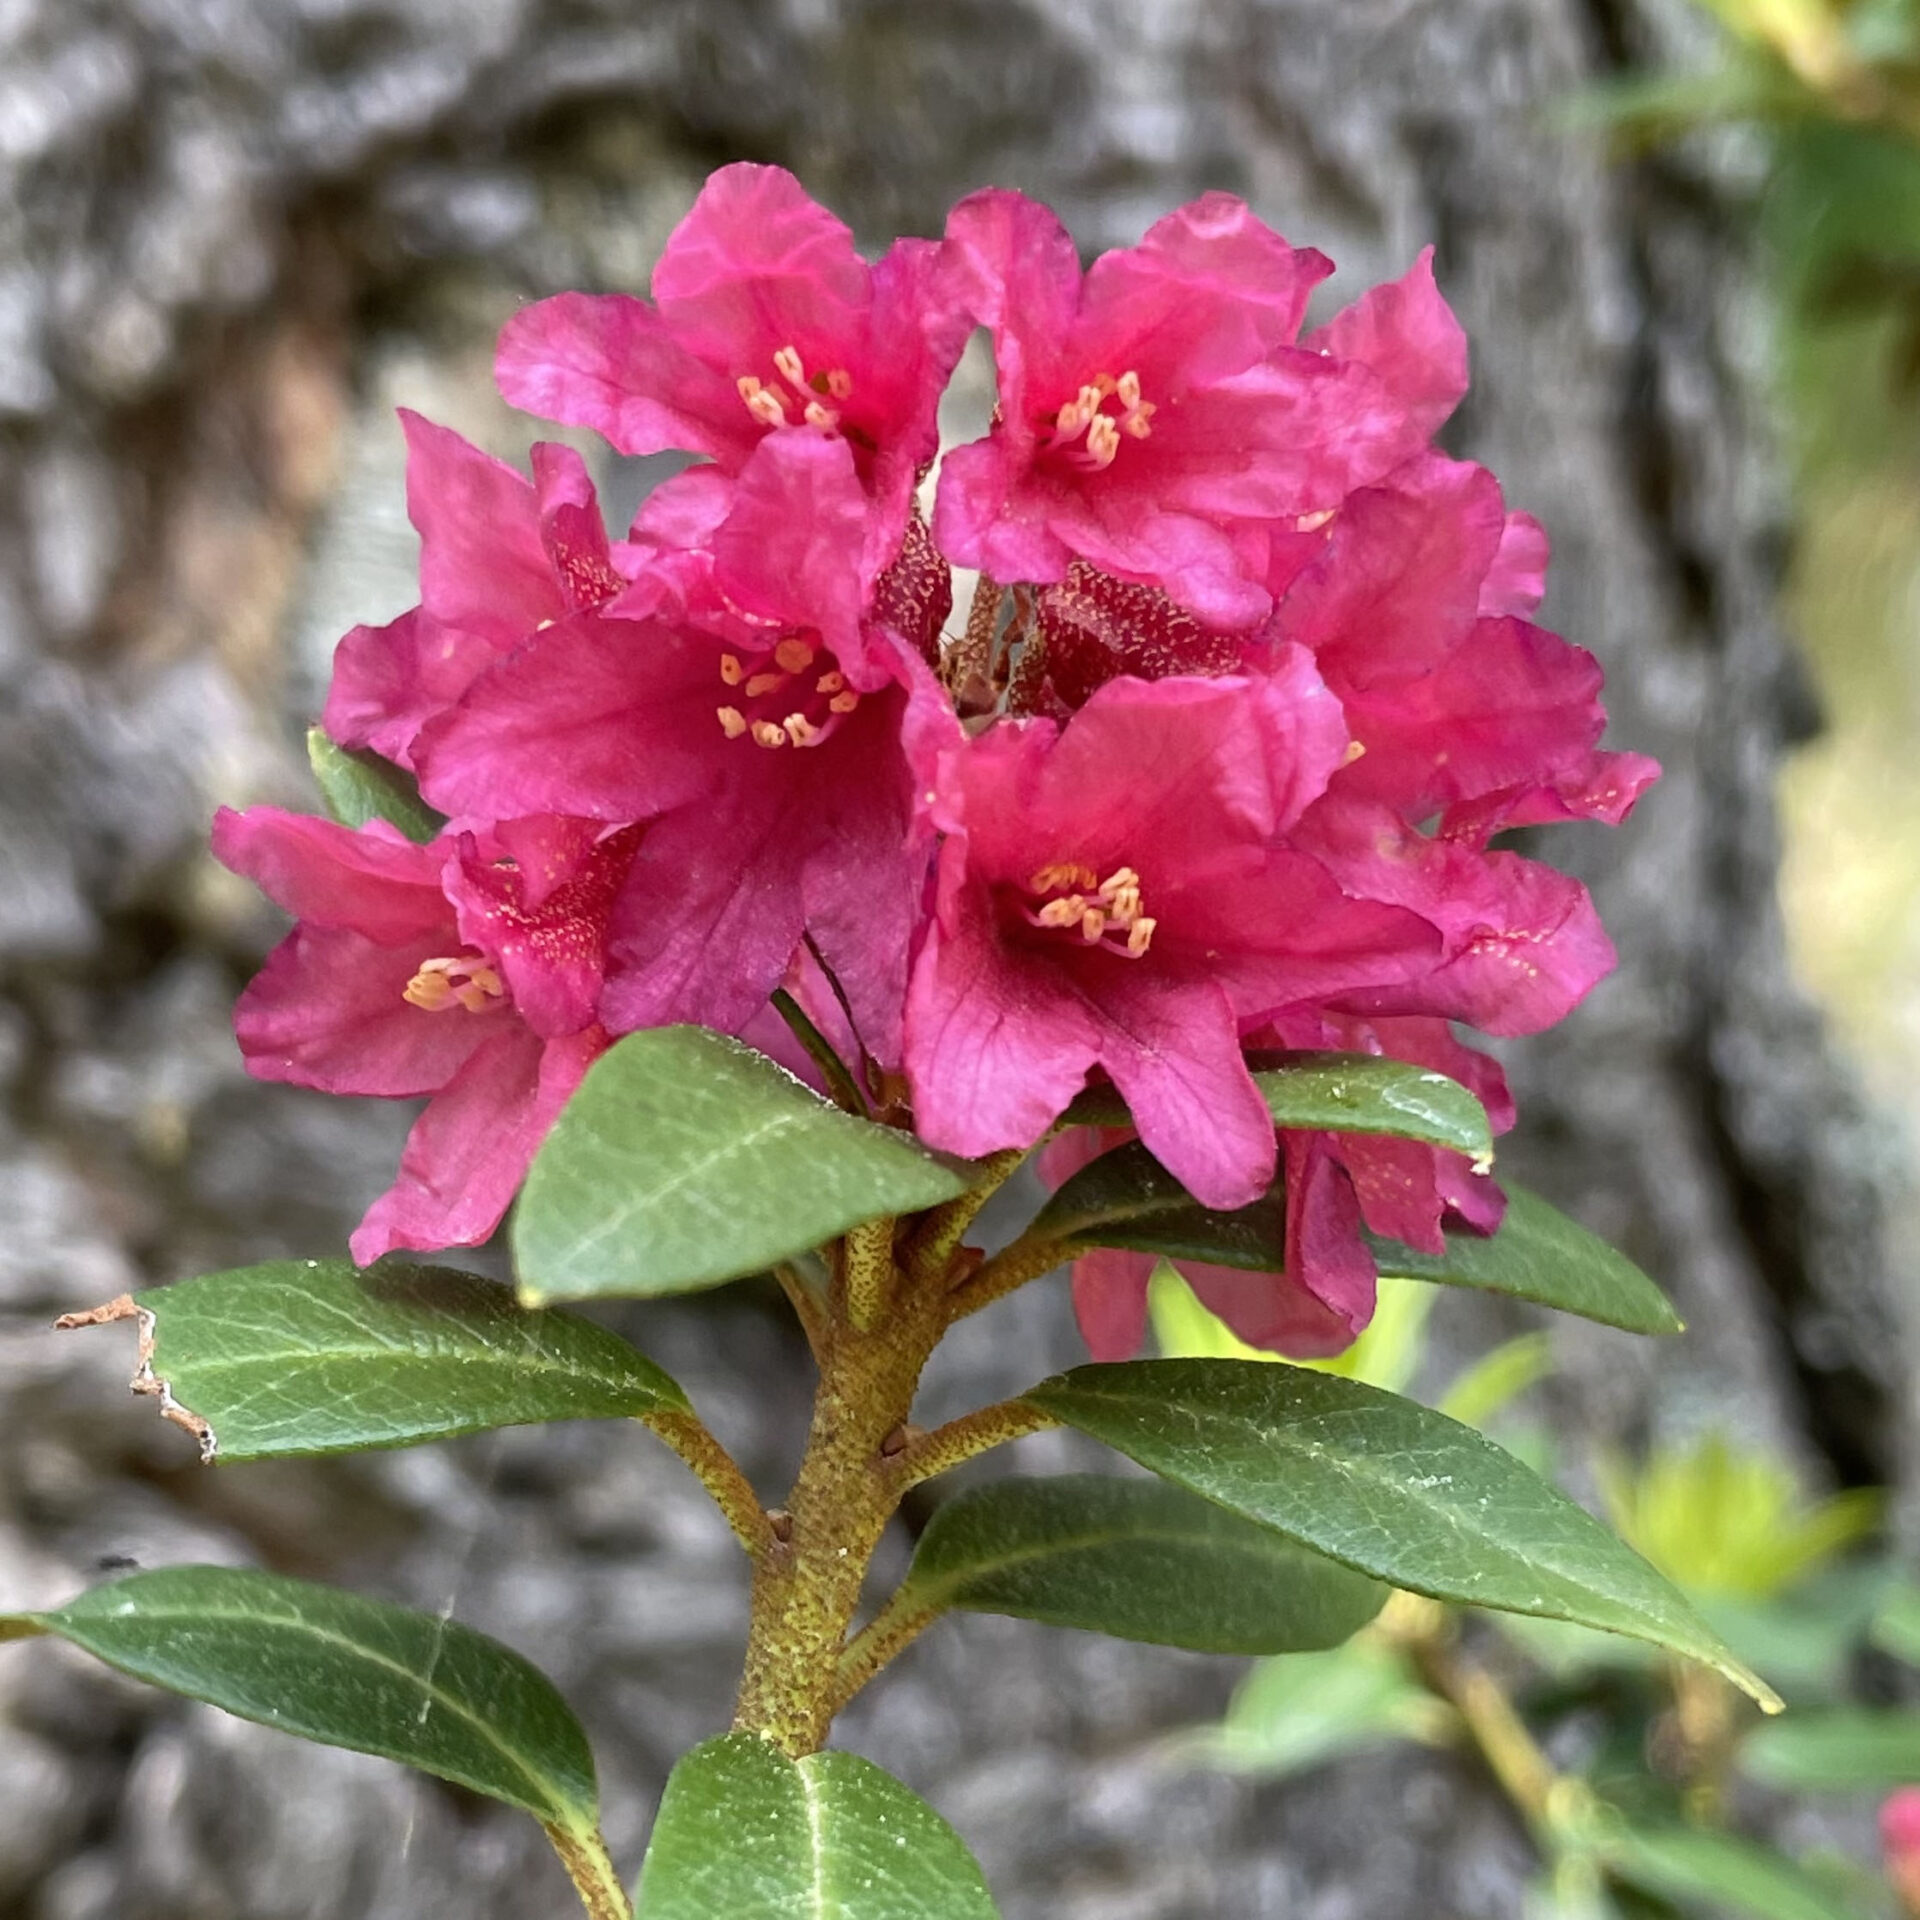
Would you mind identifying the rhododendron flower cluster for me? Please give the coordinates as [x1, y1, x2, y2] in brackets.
[218, 163, 1654, 1351]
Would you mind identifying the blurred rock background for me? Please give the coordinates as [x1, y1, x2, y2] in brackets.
[0, 0, 1913, 1914]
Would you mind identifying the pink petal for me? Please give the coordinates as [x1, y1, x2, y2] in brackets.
[1071, 1247, 1156, 1360]
[233, 923, 501, 1098]
[322, 609, 501, 772]
[532, 442, 625, 610]
[1183, 1259, 1359, 1360]
[1480, 510, 1550, 617]
[351, 1026, 600, 1262]
[1304, 247, 1468, 440]
[212, 807, 450, 944]
[400, 412, 559, 644]
[497, 292, 756, 465]
[1280, 1131, 1377, 1345]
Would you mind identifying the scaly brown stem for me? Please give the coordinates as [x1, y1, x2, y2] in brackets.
[904, 1147, 1029, 1282]
[945, 1230, 1072, 1322]
[643, 1408, 772, 1556]
[544, 1823, 631, 1920]
[830, 1588, 942, 1717]
[843, 1216, 897, 1333]
[892, 1398, 1060, 1491]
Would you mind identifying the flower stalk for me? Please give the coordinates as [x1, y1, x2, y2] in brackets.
[544, 1824, 631, 1920]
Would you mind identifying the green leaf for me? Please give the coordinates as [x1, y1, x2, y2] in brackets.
[1372, 1187, 1684, 1336]
[1438, 1333, 1554, 1430]
[1602, 1825, 1863, 1920]
[1023, 1361, 1779, 1709]
[80, 1260, 687, 1462]
[895, 1475, 1386, 1655]
[0, 1567, 598, 1831]
[634, 1732, 997, 1918]
[1031, 1139, 1284, 1269]
[1064, 1051, 1493, 1163]
[512, 1027, 973, 1305]
[1188, 1637, 1447, 1777]
[1871, 1575, 1920, 1666]
[306, 728, 445, 844]
[1740, 1709, 1920, 1791]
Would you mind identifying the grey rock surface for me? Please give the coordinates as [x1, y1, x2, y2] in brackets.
[0, 0, 1911, 1914]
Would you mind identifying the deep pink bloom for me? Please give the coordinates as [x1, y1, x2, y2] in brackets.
[1050, 1014, 1511, 1360]
[212, 806, 637, 1263]
[323, 414, 628, 772]
[1266, 451, 1659, 840]
[496, 164, 972, 578]
[935, 190, 1464, 624]
[415, 431, 952, 1059]
[902, 668, 1439, 1209]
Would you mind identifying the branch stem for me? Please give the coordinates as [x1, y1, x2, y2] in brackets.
[892, 1398, 1060, 1490]
[946, 1231, 1073, 1322]
[843, 1217, 896, 1332]
[643, 1408, 772, 1556]
[544, 1823, 630, 1920]
[830, 1590, 941, 1717]
[905, 1147, 1028, 1281]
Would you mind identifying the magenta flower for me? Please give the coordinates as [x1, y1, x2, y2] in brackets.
[902, 667, 1438, 1209]
[211, 806, 637, 1263]
[1267, 451, 1659, 840]
[415, 430, 952, 1059]
[323, 413, 628, 772]
[495, 163, 973, 578]
[934, 190, 1464, 625]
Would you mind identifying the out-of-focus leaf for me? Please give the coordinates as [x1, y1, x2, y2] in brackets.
[1598, 1436, 1882, 1600]
[1871, 1574, 1920, 1666]
[1147, 1263, 1433, 1395]
[1439, 1333, 1555, 1430]
[1184, 1636, 1446, 1777]
[1741, 1708, 1920, 1790]
[1602, 1824, 1862, 1920]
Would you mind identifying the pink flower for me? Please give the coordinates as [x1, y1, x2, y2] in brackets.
[902, 667, 1438, 1209]
[1266, 451, 1658, 840]
[1051, 1014, 1511, 1360]
[1884, 1788, 1920, 1916]
[212, 806, 637, 1263]
[935, 190, 1464, 625]
[323, 413, 628, 772]
[414, 430, 952, 1060]
[496, 163, 973, 578]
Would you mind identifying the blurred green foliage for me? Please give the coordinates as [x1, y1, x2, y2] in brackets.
[1152, 1269, 1915, 1918]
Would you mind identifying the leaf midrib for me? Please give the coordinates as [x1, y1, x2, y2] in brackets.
[54, 1599, 588, 1824]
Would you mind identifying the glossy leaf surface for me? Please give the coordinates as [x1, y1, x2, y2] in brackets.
[1024, 1361, 1776, 1707]
[111, 1260, 687, 1461]
[1371, 1187, 1683, 1334]
[0, 1567, 599, 1830]
[633, 1732, 997, 1918]
[513, 1027, 972, 1304]
[897, 1475, 1386, 1654]
[1064, 1052, 1492, 1162]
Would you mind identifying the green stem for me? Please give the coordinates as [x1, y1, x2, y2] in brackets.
[544, 1823, 630, 1920]
[643, 1408, 772, 1556]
